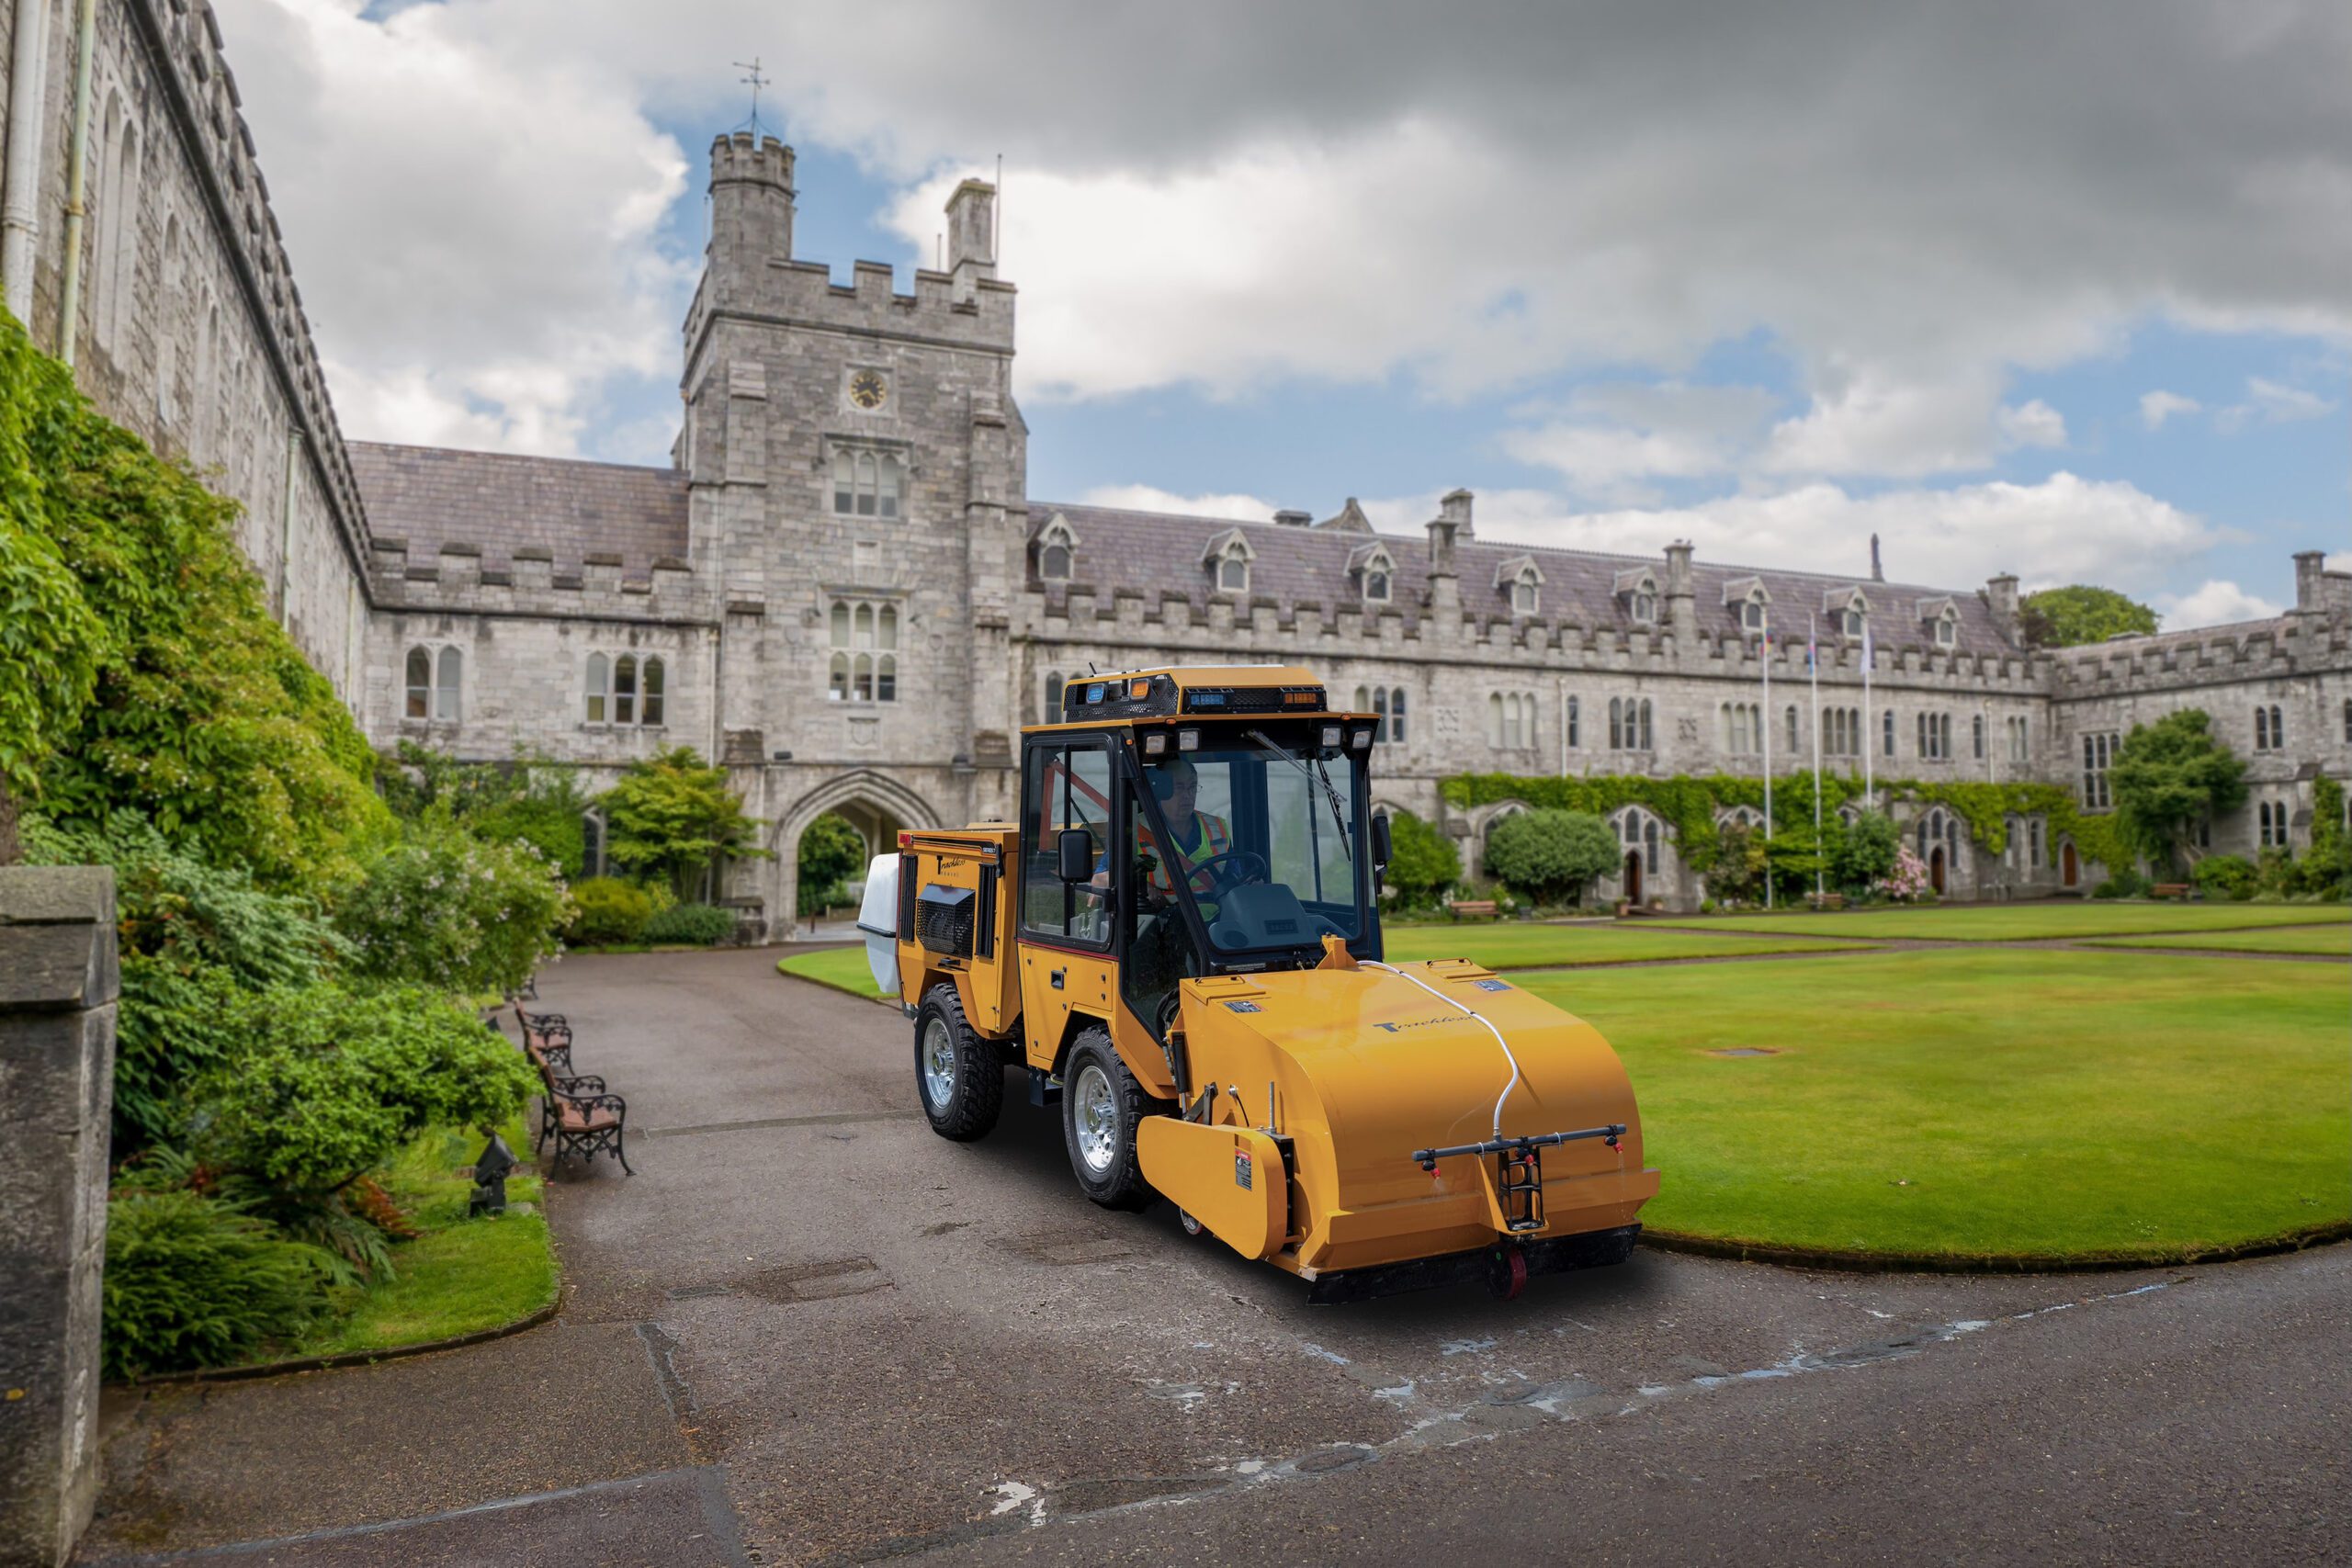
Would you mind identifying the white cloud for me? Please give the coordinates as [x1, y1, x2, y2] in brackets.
[1496, 382, 1775, 501]
[2215, 374, 2339, 433]
[1347, 472, 2222, 595]
[215, 0, 690, 455]
[1078, 484, 1280, 522]
[2154, 580, 2286, 628]
[209, 1, 2352, 473]
[1996, 399, 2069, 449]
[2140, 389, 2201, 429]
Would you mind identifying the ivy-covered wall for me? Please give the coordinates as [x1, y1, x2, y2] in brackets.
[1442, 770, 2125, 873]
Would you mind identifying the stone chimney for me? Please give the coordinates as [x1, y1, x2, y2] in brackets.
[1985, 572, 2020, 641]
[1870, 533, 1884, 582]
[1664, 540, 1697, 643]
[1439, 487, 1475, 540]
[2294, 551, 2325, 613]
[946, 179, 997, 301]
[1272, 509, 1312, 527]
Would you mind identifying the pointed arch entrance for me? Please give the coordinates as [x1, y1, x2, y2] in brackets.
[773, 769, 943, 931]
[2061, 841, 2080, 888]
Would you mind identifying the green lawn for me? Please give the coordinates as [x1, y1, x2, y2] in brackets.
[779, 945, 893, 997]
[1653, 902, 2349, 942]
[290, 1118, 558, 1359]
[1513, 950, 2350, 1262]
[2086, 924, 2352, 957]
[1383, 922, 1875, 968]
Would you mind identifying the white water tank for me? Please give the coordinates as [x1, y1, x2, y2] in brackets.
[856, 853, 900, 998]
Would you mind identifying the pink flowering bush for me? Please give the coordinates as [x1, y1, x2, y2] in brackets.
[1875, 846, 1932, 902]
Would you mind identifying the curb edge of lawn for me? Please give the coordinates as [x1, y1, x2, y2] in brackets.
[1640, 1218, 2352, 1275]
[129, 1300, 563, 1388]
[776, 954, 895, 1004]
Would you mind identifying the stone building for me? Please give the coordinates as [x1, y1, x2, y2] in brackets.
[2, 0, 370, 694]
[7, 14, 2344, 931]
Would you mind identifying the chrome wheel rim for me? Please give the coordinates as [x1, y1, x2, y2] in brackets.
[922, 1018, 956, 1109]
[1073, 1063, 1117, 1174]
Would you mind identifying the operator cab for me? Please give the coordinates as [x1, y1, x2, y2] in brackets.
[1022, 667, 1391, 1040]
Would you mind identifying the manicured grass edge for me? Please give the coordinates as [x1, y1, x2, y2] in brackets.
[1640, 1218, 2352, 1275]
[775, 951, 894, 1003]
[127, 1299, 562, 1386]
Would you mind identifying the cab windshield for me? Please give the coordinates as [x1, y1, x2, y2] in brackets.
[1129, 728, 1369, 956]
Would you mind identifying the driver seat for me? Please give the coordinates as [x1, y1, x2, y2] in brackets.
[1207, 882, 1316, 949]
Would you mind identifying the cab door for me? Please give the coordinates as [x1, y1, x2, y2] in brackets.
[1015, 734, 1118, 1070]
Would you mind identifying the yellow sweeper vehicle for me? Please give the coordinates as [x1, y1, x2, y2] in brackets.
[857, 666, 1657, 1302]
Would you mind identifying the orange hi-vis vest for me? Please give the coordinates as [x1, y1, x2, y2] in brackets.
[1138, 812, 1231, 897]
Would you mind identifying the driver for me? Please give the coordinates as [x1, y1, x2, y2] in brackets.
[1091, 756, 1235, 908]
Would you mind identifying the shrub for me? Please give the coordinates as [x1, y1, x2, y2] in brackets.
[2092, 867, 2146, 899]
[1483, 808, 1618, 907]
[642, 902, 736, 946]
[601, 747, 770, 899]
[2254, 849, 2297, 899]
[1830, 810, 1900, 894]
[190, 983, 538, 1200]
[1876, 846, 1930, 902]
[568, 876, 654, 944]
[1380, 808, 1461, 906]
[335, 821, 571, 996]
[2192, 854, 2256, 901]
[375, 743, 590, 877]
[27, 818, 348, 1156]
[102, 1190, 331, 1379]
[1707, 821, 1769, 905]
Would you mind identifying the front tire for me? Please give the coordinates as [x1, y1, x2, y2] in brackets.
[1060, 1029, 1154, 1210]
[914, 984, 1002, 1142]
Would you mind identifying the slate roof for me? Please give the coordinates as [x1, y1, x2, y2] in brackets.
[1024, 502, 2022, 657]
[348, 442, 689, 581]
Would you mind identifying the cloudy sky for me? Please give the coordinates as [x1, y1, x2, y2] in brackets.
[218, 0, 2348, 628]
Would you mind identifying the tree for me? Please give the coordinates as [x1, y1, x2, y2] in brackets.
[600, 747, 770, 898]
[797, 813, 867, 916]
[2018, 585, 2160, 648]
[1829, 809, 1900, 894]
[1379, 808, 1461, 904]
[1482, 808, 1618, 907]
[2109, 709, 2246, 872]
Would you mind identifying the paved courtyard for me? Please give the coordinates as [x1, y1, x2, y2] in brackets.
[79, 948, 2349, 1566]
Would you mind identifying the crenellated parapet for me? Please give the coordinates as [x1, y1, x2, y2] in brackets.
[364, 536, 713, 625]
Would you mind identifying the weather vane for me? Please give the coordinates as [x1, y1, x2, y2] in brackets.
[733, 57, 771, 139]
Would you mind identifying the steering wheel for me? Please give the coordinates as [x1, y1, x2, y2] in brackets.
[1183, 850, 1270, 895]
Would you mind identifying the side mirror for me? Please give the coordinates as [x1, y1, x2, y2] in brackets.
[1057, 829, 1094, 883]
[1371, 811, 1393, 873]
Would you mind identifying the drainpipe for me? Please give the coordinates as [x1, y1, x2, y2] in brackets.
[275, 431, 299, 614]
[52, 0, 94, 364]
[2, 0, 54, 323]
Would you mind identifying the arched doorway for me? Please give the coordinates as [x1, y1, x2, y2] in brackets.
[773, 770, 942, 936]
[2061, 842, 2079, 888]
[1928, 844, 1948, 895]
[1623, 849, 1644, 905]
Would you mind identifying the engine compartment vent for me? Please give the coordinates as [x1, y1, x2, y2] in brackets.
[917, 884, 977, 958]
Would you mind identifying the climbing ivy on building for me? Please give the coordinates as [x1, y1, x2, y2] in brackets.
[1443, 770, 2126, 874]
[0, 313, 385, 884]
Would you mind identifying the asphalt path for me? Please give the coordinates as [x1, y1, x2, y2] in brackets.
[79, 948, 2349, 1566]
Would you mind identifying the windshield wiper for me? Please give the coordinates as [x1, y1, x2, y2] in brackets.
[1244, 728, 1351, 863]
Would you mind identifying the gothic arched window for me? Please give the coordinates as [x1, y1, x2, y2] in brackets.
[404, 647, 431, 720]
[585, 653, 609, 723]
[434, 646, 462, 722]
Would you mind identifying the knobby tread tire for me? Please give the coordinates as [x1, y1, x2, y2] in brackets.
[1061, 1027, 1157, 1211]
[915, 983, 1003, 1142]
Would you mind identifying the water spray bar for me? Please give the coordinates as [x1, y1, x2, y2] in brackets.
[1411, 1124, 1626, 1174]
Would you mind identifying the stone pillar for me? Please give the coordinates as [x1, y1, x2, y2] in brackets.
[1664, 541, 1698, 645]
[0, 867, 118, 1568]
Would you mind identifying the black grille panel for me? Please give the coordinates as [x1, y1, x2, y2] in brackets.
[917, 885, 976, 957]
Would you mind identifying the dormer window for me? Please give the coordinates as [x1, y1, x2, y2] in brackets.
[1204, 528, 1255, 595]
[1918, 597, 1961, 649]
[1826, 588, 1870, 639]
[1615, 566, 1658, 625]
[1496, 556, 1544, 616]
[1934, 610, 1958, 649]
[1035, 513, 1079, 581]
[1351, 542, 1396, 605]
[1367, 569, 1391, 603]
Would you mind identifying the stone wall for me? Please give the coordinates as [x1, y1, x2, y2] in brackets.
[1, 0, 369, 697]
[0, 868, 117, 1568]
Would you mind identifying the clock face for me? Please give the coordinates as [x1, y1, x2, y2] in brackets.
[848, 369, 889, 411]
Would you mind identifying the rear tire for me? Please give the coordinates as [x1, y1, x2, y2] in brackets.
[1060, 1028, 1155, 1210]
[914, 984, 1002, 1142]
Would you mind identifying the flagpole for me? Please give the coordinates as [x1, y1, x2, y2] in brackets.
[1761, 615, 1773, 911]
[1810, 613, 1824, 906]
